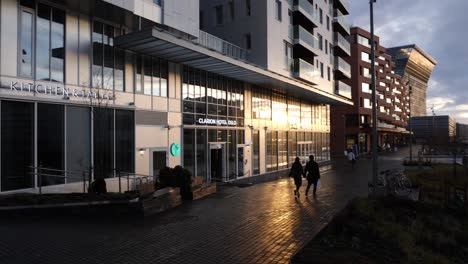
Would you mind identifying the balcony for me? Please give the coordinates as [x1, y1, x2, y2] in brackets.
[333, 0, 350, 15]
[293, 59, 320, 85]
[333, 10, 351, 36]
[293, 25, 319, 57]
[335, 81, 352, 99]
[196, 30, 249, 61]
[334, 57, 351, 79]
[334, 32, 350, 56]
[290, 0, 319, 29]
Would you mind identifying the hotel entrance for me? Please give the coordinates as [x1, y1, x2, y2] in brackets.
[298, 141, 313, 165]
[209, 143, 226, 182]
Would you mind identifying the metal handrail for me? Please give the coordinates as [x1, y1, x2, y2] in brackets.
[29, 166, 89, 195]
[117, 171, 156, 194]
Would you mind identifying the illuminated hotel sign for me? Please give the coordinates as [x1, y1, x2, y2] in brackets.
[197, 118, 237, 126]
[8, 81, 115, 100]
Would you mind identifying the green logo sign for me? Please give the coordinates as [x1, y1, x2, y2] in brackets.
[170, 143, 181, 156]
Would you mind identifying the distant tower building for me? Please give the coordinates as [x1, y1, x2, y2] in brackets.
[387, 45, 437, 117]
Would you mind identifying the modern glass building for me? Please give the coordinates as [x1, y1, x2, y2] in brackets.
[0, 0, 351, 194]
[387, 45, 437, 117]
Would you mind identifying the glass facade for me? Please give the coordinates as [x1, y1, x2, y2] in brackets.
[37, 4, 65, 82]
[92, 21, 125, 91]
[134, 55, 168, 96]
[0, 100, 134, 191]
[1, 101, 34, 191]
[183, 66, 244, 127]
[8, 1, 336, 190]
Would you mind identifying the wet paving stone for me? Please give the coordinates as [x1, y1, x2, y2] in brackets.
[0, 151, 408, 264]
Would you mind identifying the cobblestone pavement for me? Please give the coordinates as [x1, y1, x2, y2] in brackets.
[0, 150, 409, 264]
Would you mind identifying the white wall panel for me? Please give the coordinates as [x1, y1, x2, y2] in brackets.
[1, 0, 18, 77]
[66, 14, 79, 85]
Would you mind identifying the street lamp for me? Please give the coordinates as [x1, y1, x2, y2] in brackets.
[370, 0, 379, 195]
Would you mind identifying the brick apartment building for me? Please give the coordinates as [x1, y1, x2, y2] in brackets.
[330, 27, 410, 156]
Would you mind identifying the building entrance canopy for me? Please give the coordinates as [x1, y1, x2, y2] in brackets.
[115, 27, 352, 106]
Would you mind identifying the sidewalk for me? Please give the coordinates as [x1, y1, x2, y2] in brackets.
[0, 157, 402, 264]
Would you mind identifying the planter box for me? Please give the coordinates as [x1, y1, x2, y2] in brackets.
[141, 187, 182, 216]
[192, 183, 217, 200]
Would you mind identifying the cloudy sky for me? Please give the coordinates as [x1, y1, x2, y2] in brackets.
[349, 0, 468, 124]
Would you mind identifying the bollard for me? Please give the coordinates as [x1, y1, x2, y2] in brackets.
[82, 172, 86, 193]
[38, 166, 42, 195]
[118, 172, 122, 193]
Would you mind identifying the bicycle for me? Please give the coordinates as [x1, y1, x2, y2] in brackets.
[385, 170, 412, 197]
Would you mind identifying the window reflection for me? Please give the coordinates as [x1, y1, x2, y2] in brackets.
[182, 66, 244, 126]
[20, 10, 33, 77]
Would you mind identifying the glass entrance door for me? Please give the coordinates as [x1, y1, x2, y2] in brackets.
[209, 143, 226, 182]
[236, 145, 250, 178]
[152, 151, 167, 178]
[298, 141, 313, 165]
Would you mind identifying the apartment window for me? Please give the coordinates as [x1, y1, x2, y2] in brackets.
[229, 0, 235, 21]
[319, 8, 323, 24]
[327, 67, 331, 81]
[318, 34, 323, 50]
[325, 39, 328, 54]
[200, 11, 204, 29]
[361, 52, 371, 63]
[357, 35, 370, 48]
[326, 16, 330, 30]
[284, 41, 293, 71]
[275, 0, 282, 21]
[245, 33, 252, 49]
[92, 21, 125, 91]
[134, 55, 168, 97]
[36, 4, 65, 82]
[215, 5, 223, 25]
[320, 62, 324, 78]
[363, 67, 371, 78]
[288, 9, 293, 25]
[362, 83, 371, 93]
[152, 0, 161, 6]
[246, 0, 251, 16]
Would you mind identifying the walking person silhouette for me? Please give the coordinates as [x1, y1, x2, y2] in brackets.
[289, 157, 304, 198]
[304, 155, 320, 197]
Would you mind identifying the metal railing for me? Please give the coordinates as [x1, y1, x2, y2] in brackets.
[335, 57, 351, 77]
[28, 166, 155, 195]
[292, 0, 319, 23]
[195, 30, 249, 61]
[335, 81, 352, 99]
[117, 171, 155, 194]
[293, 25, 319, 50]
[29, 166, 90, 195]
[334, 32, 351, 55]
[333, 10, 351, 34]
[294, 58, 320, 84]
[336, 0, 350, 13]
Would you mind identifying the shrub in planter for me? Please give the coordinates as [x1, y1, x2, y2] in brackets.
[158, 167, 176, 188]
[88, 178, 107, 194]
[173, 165, 193, 200]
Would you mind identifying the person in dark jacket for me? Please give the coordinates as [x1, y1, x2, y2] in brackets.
[304, 155, 320, 196]
[289, 157, 304, 197]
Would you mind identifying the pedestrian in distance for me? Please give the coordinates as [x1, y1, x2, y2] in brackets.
[304, 155, 320, 197]
[289, 157, 304, 198]
[347, 149, 356, 168]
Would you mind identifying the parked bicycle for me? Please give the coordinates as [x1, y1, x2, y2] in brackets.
[381, 169, 412, 197]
